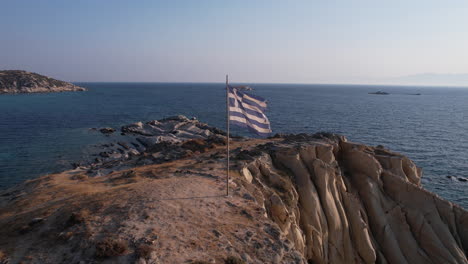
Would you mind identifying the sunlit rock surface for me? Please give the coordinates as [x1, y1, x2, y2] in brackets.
[241, 133, 467, 264]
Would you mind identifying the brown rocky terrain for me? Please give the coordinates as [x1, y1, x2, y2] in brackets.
[0, 118, 466, 264]
[0, 70, 86, 94]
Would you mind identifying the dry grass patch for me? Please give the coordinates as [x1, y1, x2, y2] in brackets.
[95, 238, 128, 258]
[135, 244, 154, 258]
[0, 250, 8, 262]
[71, 173, 88, 180]
[66, 209, 90, 227]
[109, 170, 138, 185]
[224, 256, 245, 264]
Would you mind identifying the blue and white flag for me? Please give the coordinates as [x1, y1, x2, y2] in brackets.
[228, 86, 272, 136]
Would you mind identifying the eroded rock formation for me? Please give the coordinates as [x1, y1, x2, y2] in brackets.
[238, 134, 467, 264]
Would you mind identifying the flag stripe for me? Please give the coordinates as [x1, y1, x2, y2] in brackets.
[229, 97, 265, 114]
[230, 120, 271, 137]
[239, 91, 266, 102]
[228, 86, 271, 136]
[229, 99, 265, 119]
[242, 94, 267, 110]
[229, 111, 270, 128]
[228, 93, 266, 112]
[229, 107, 268, 124]
[229, 93, 269, 123]
[229, 116, 272, 133]
[228, 88, 267, 111]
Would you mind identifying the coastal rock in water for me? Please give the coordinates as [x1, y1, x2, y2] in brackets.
[121, 115, 213, 140]
[99, 127, 115, 134]
[85, 116, 226, 173]
[117, 115, 221, 150]
[0, 70, 86, 94]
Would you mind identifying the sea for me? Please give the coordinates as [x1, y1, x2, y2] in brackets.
[0, 83, 467, 209]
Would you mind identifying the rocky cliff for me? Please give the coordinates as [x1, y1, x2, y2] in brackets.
[239, 134, 467, 264]
[0, 70, 86, 94]
[0, 117, 466, 264]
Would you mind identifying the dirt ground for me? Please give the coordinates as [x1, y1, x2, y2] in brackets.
[0, 139, 300, 264]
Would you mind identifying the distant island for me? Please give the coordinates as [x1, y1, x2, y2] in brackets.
[0, 70, 86, 94]
[368, 91, 423, 96]
[368, 91, 389, 95]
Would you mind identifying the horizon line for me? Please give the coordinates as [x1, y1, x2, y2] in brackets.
[71, 81, 468, 89]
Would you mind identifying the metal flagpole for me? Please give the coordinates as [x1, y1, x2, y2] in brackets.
[226, 74, 230, 197]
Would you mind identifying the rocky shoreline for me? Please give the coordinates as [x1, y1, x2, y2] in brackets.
[82, 115, 228, 176]
[0, 116, 466, 263]
[0, 70, 86, 94]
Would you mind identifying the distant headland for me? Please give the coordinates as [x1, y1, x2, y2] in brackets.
[0, 70, 86, 94]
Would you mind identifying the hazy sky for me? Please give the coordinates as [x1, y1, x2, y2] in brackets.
[1, 0, 468, 84]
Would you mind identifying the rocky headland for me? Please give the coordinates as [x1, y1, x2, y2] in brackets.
[0, 70, 86, 94]
[0, 116, 466, 264]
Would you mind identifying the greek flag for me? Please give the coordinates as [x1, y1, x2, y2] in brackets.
[228, 86, 272, 136]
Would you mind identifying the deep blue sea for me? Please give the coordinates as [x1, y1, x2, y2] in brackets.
[0, 83, 467, 208]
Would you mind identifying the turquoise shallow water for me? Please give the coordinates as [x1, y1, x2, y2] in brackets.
[0, 83, 467, 208]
